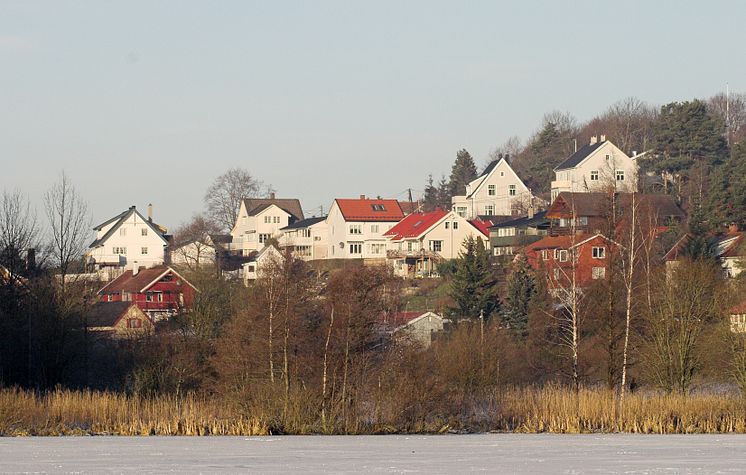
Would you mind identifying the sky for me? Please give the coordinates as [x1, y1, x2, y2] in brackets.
[1, 0, 744, 231]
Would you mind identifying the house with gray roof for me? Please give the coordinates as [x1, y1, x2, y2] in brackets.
[551, 136, 639, 201]
[229, 193, 305, 256]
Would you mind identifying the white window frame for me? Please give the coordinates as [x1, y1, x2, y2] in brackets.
[141, 247, 148, 255]
[141, 228, 148, 236]
[616, 170, 625, 181]
[488, 184, 496, 196]
[371, 224, 379, 233]
[429, 240, 443, 252]
[592, 267, 606, 279]
[349, 242, 363, 254]
[592, 246, 606, 259]
[590, 170, 599, 181]
[509, 184, 516, 196]
[349, 224, 362, 235]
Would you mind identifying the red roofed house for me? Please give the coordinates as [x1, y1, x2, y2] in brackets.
[326, 196, 405, 261]
[384, 210, 489, 277]
[97, 265, 197, 320]
[524, 233, 620, 290]
[729, 300, 746, 333]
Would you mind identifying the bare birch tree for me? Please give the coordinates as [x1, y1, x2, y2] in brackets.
[204, 168, 271, 231]
[43, 173, 90, 289]
[0, 190, 40, 274]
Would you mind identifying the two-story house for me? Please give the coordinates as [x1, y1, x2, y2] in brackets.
[384, 210, 490, 277]
[551, 136, 638, 201]
[489, 210, 550, 258]
[85, 205, 170, 272]
[98, 265, 197, 321]
[665, 225, 745, 278]
[279, 216, 329, 260]
[326, 196, 404, 261]
[524, 233, 620, 290]
[451, 157, 535, 219]
[229, 194, 304, 256]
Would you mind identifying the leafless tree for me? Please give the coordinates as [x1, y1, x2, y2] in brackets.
[171, 214, 221, 270]
[0, 190, 40, 274]
[708, 91, 746, 145]
[43, 173, 90, 288]
[487, 135, 524, 168]
[204, 168, 271, 231]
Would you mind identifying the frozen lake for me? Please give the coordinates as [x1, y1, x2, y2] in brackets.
[1, 434, 745, 474]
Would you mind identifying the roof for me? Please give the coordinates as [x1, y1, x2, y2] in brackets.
[480, 159, 500, 178]
[489, 211, 549, 230]
[209, 234, 232, 244]
[98, 265, 196, 294]
[554, 141, 606, 171]
[380, 311, 430, 328]
[86, 301, 146, 328]
[468, 218, 493, 237]
[664, 230, 746, 262]
[89, 206, 168, 249]
[384, 210, 448, 240]
[525, 233, 610, 252]
[466, 158, 514, 199]
[729, 300, 746, 315]
[547, 192, 685, 222]
[398, 201, 421, 216]
[242, 198, 304, 221]
[280, 216, 327, 231]
[334, 198, 404, 222]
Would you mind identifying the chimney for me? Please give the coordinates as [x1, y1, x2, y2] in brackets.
[132, 263, 139, 276]
[600, 134, 606, 142]
[26, 248, 36, 274]
[528, 206, 535, 219]
[590, 136, 598, 145]
[632, 150, 638, 157]
[360, 194, 366, 200]
[269, 192, 276, 200]
[147, 203, 153, 222]
[729, 223, 739, 234]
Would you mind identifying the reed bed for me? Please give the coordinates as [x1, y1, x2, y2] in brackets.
[2, 386, 746, 436]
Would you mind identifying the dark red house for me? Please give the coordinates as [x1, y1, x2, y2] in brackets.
[98, 265, 197, 320]
[524, 233, 620, 290]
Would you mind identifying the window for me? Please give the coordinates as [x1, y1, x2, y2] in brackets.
[407, 241, 413, 251]
[590, 170, 599, 181]
[371, 224, 379, 233]
[509, 184, 516, 196]
[456, 207, 467, 218]
[296, 245, 312, 257]
[541, 249, 549, 261]
[314, 236, 321, 241]
[141, 247, 148, 255]
[273, 216, 280, 223]
[592, 246, 606, 259]
[370, 243, 385, 255]
[500, 171, 505, 177]
[126, 318, 142, 329]
[497, 227, 516, 237]
[616, 170, 625, 181]
[577, 217, 588, 226]
[429, 240, 443, 252]
[113, 247, 127, 255]
[445, 222, 450, 230]
[157, 293, 164, 302]
[452, 221, 458, 230]
[301, 229, 311, 238]
[592, 267, 606, 279]
[557, 249, 569, 262]
[141, 228, 148, 236]
[494, 246, 514, 256]
[553, 269, 560, 280]
[248, 264, 256, 272]
[264, 216, 271, 223]
[146, 292, 153, 302]
[605, 154, 611, 160]
[259, 233, 271, 243]
[488, 185, 496, 196]
[349, 224, 362, 235]
[349, 242, 363, 254]
[371, 204, 386, 211]
[485, 205, 494, 215]
[119, 228, 126, 237]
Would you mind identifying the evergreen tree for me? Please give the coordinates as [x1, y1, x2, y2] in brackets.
[422, 174, 439, 212]
[707, 144, 746, 228]
[436, 175, 451, 210]
[513, 119, 576, 194]
[649, 100, 728, 181]
[449, 236, 500, 319]
[448, 149, 478, 199]
[501, 255, 536, 335]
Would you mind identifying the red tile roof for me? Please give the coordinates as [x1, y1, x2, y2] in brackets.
[468, 218, 493, 237]
[335, 198, 404, 222]
[380, 311, 428, 328]
[99, 266, 195, 294]
[729, 300, 746, 315]
[384, 210, 447, 240]
[398, 201, 421, 216]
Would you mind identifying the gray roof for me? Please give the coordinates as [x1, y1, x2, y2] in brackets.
[489, 211, 549, 230]
[243, 198, 304, 221]
[280, 216, 327, 231]
[554, 141, 606, 171]
[89, 207, 168, 248]
[87, 302, 135, 327]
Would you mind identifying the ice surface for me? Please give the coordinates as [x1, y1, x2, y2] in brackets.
[1, 434, 745, 474]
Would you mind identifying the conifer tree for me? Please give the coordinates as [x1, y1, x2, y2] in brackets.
[448, 149, 478, 198]
[707, 144, 746, 228]
[501, 255, 536, 335]
[436, 175, 451, 210]
[422, 174, 439, 212]
[449, 236, 500, 319]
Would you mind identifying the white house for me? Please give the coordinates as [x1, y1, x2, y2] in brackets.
[326, 196, 404, 261]
[384, 210, 490, 277]
[229, 194, 304, 256]
[451, 157, 535, 219]
[242, 245, 284, 285]
[170, 234, 231, 269]
[279, 216, 329, 261]
[392, 312, 450, 347]
[85, 205, 169, 272]
[551, 136, 638, 201]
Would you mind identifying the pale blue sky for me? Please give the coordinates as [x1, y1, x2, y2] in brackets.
[1, 0, 743, 229]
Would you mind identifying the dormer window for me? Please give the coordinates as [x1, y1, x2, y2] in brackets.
[371, 204, 386, 212]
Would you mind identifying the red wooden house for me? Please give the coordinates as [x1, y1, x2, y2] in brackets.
[524, 233, 620, 289]
[98, 265, 197, 320]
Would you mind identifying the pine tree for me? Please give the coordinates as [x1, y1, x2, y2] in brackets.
[448, 149, 478, 199]
[501, 255, 536, 336]
[513, 120, 575, 193]
[422, 174, 439, 212]
[436, 175, 451, 210]
[449, 236, 500, 319]
[707, 144, 746, 228]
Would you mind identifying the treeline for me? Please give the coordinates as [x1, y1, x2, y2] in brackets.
[422, 93, 746, 231]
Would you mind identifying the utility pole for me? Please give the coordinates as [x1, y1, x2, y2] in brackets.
[407, 188, 413, 203]
[726, 82, 731, 146]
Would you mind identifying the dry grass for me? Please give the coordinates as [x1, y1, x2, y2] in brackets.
[2, 386, 746, 436]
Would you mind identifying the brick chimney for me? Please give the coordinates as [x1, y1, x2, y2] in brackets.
[590, 136, 598, 145]
[360, 194, 366, 200]
[132, 263, 139, 276]
[600, 134, 606, 142]
[147, 203, 153, 222]
[269, 192, 276, 200]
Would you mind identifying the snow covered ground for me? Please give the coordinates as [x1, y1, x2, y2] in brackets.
[1, 434, 745, 474]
